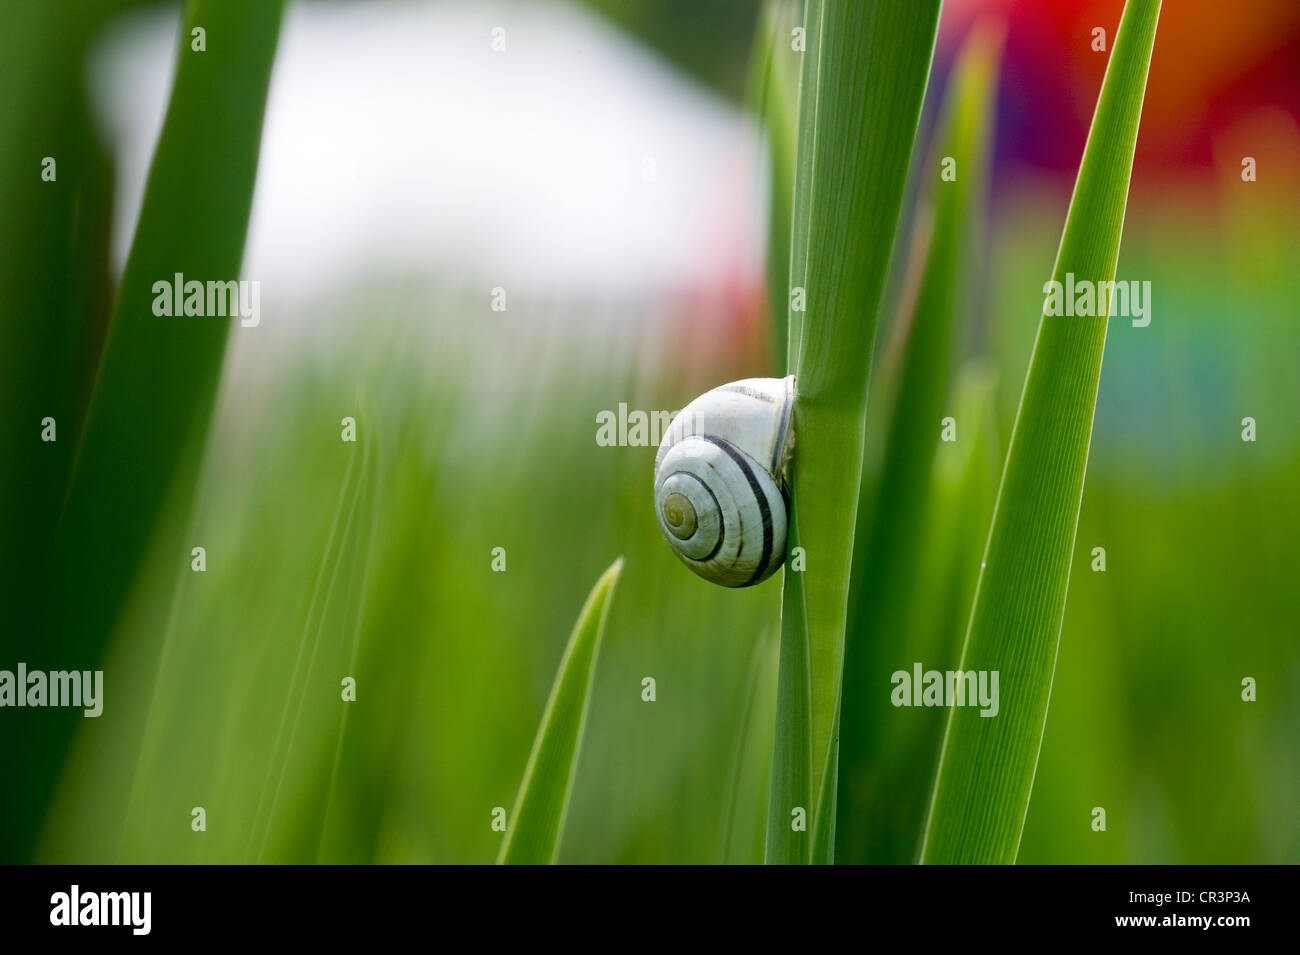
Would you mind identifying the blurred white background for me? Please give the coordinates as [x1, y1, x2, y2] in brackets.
[91, 0, 766, 308]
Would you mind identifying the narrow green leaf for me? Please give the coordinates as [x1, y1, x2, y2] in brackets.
[498, 558, 624, 864]
[784, 0, 822, 372]
[747, 0, 801, 370]
[54, 0, 286, 652]
[768, 0, 941, 865]
[921, 0, 1162, 864]
[10, 0, 283, 865]
[914, 362, 1002, 691]
[720, 624, 779, 864]
[0, 1, 119, 863]
[838, 24, 1002, 864]
[862, 362, 1000, 863]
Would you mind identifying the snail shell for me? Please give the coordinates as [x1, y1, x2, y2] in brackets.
[653, 375, 795, 587]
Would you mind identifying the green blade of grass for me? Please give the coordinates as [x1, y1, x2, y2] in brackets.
[837, 24, 1002, 864]
[768, 0, 941, 865]
[783, 0, 821, 373]
[720, 624, 779, 864]
[921, 0, 1162, 864]
[747, 0, 801, 371]
[498, 558, 623, 864]
[14, 0, 284, 865]
[53, 0, 285, 652]
[0, 1, 119, 863]
[860, 362, 1001, 863]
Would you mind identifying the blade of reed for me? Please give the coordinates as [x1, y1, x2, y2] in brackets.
[0, 0, 118, 863]
[921, 0, 1162, 864]
[498, 558, 623, 864]
[783, 0, 821, 372]
[837, 24, 1002, 864]
[720, 624, 779, 864]
[10, 0, 283, 865]
[747, 0, 801, 370]
[54, 0, 285, 653]
[864, 362, 1000, 863]
[768, 0, 941, 865]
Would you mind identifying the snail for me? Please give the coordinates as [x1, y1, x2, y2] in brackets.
[653, 375, 796, 587]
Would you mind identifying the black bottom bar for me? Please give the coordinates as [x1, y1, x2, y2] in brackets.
[0, 864, 1292, 941]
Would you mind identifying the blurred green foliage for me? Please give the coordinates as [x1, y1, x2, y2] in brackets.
[586, 0, 760, 102]
[839, 24, 1002, 865]
[0, 0, 123, 863]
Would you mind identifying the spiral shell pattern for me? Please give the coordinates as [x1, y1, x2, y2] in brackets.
[653, 376, 794, 587]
